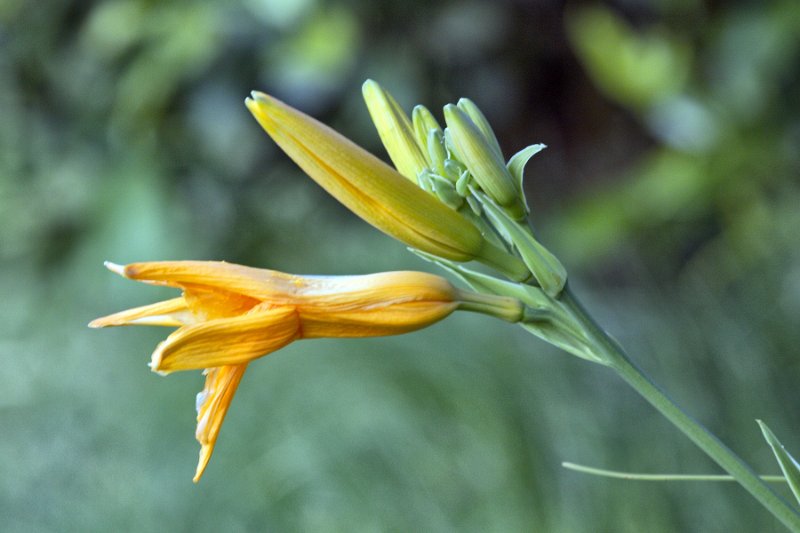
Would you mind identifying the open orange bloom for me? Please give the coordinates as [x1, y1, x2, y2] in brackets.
[91, 260, 522, 481]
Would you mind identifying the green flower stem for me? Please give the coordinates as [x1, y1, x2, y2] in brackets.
[558, 287, 800, 532]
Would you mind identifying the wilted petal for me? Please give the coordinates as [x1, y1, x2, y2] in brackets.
[194, 363, 248, 482]
[151, 305, 300, 372]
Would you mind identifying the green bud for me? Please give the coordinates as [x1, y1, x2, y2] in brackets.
[412, 105, 443, 153]
[444, 104, 527, 220]
[426, 129, 449, 179]
[456, 98, 504, 162]
[427, 171, 464, 209]
[362, 80, 429, 182]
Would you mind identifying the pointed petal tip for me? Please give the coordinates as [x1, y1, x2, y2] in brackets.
[148, 349, 170, 375]
[193, 445, 213, 483]
[87, 319, 105, 328]
[104, 261, 127, 277]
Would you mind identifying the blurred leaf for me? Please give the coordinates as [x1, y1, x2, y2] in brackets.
[266, 6, 360, 106]
[566, 6, 691, 109]
[758, 420, 800, 507]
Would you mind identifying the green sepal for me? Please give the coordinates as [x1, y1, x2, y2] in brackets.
[506, 143, 546, 212]
[455, 169, 472, 197]
[424, 170, 465, 210]
[410, 249, 548, 311]
[758, 420, 800, 507]
[410, 250, 603, 363]
[417, 170, 434, 193]
[466, 194, 482, 216]
[473, 192, 567, 297]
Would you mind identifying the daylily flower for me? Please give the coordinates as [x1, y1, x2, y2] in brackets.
[90, 260, 523, 481]
[245, 91, 530, 282]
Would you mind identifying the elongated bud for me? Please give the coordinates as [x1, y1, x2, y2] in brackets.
[246, 91, 530, 281]
[362, 80, 429, 182]
[425, 129, 450, 180]
[456, 98, 504, 162]
[443, 105, 527, 220]
[412, 104, 443, 154]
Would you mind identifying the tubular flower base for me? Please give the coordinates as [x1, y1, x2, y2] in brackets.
[90, 260, 523, 480]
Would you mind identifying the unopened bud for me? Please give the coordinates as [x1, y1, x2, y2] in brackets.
[457, 98, 504, 162]
[444, 104, 527, 220]
[362, 80, 429, 182]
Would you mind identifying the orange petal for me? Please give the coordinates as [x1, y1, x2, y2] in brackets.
[88, 297, 191, 328]
[116, 261, 300, 299]
[194, 363, 247, 482]
[151, 306, 299, 372]
[182, 285, 261, 320]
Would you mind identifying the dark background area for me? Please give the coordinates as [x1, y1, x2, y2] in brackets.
[2, 0, 799, 531]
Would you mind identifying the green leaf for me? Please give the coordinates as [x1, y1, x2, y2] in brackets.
[506, 143, 546, 212]
[758, 420, 800, 507]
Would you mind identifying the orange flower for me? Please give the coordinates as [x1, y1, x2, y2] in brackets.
[90, 260, 522, 481]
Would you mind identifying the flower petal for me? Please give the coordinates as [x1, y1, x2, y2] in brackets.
[88, 297, 191, 328]
[194, 363, 247, 482]
[300, 301, 458, 338]
[151, 306, 299, 372]
[119, 261, 300, 299]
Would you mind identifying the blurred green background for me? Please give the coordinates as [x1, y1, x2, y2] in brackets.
[2, 0, 799, 531]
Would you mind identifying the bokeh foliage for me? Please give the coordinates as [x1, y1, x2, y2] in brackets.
[1, 0, 799, 531]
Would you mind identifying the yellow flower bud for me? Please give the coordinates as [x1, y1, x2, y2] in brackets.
[362, 79, 430, 181]
[246, 91, 529, 280]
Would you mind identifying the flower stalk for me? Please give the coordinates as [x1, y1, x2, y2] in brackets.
[558, 288, 800, 532]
